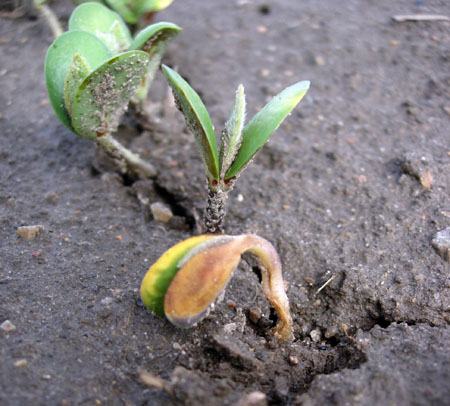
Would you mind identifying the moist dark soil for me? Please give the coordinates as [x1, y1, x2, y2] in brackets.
[1, 1, 449, 405]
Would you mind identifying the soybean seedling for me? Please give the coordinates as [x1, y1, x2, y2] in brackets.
[141, 234, 293, 342]
[45, 2, 180, 177]
[75, 0, 175, 25]
[162, 65, 309, 233]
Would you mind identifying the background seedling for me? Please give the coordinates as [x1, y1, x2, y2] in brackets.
[162, 65, 309, 232]
[141, 234, 293, 342]
[75, 0, 175, 25]
[45, 2, 180, 177]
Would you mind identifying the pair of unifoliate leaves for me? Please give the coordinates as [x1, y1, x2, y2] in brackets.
[45, 2, 180, 140]
[162, 66, 310, 183]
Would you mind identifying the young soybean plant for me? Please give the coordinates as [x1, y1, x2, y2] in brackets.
[45, 2, 180, 177]
[162, 65, 310, 233]
[141, 234, 294, 342]
[139, 69, 309, 342]
[98, 0, 175, 25]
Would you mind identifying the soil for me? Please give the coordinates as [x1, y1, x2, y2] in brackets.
[1, 0, 449, 405]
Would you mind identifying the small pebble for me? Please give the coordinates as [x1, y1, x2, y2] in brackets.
[237, 390, 267, 406]
[257, 25, 267, 33]
[223, 323, 237, 334]
[401, 152, 433, 190]
[17, 225, 44, 239]
[248, 307, 262, 324]
[310, 328, 321, 343]
[173, 342, 181, 350]
[314, 55, 325, 66]
[301, 323, 312, 335]
[288, 355, 299, 365]
[14, 359, 28, 368]
[431, 227, 450, 262]
[150, 202, 173, 223]
[1, 320, 16, 332]
[101, 297, 113, 306]
[226, 300, 237, 308]
[324, 325, 338, 339]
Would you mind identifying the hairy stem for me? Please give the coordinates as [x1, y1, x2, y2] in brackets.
[204, 188, 227, 234]
[34, 0, 63, 39]
[204, 180, 235, 234]
[96, 134, 157, 178]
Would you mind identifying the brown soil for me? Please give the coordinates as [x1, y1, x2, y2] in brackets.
[1, 1, 449, 405]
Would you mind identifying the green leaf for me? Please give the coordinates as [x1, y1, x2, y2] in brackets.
[69, 2, 132, 53]
[220, 84, 246, 178]
[225, 80, 310, 179]
[130, 23, 181, 100]
[161, 65, 219, 181]
[45, 30, 112, 131]
[64, 53, 91, 115]
[71, 51, 149, 140]
[130, 22, 181, 52]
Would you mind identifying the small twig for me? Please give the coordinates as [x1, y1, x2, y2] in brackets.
[120, 306, 134, 333]
[315, 274, 337, 295]
[138, 370, 173, 395]
[392, 14, 450, 22]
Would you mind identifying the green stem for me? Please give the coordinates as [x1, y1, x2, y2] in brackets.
[34, 1, 63, 39]
[96, 134, 157, 178]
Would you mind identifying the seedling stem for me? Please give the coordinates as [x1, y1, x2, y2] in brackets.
[96, 134, 156, 178]
[34, 0, 63, 39]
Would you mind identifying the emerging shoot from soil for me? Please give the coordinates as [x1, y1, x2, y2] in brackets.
[162, 65, 309, 233]
[45, 2, 180, 177]
[141, 234, 293, 342]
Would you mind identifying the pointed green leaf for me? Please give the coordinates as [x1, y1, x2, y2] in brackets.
[69, 2, 132, 53]
[225, 80, 310, 179]
[45, 30, 112, 131]
[130, 23, 181, 100]
[220, 84, 246, 178]
[71, 51, 149, 140]
[64, 53, 91, 115]
[162, 65, 219, 181]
